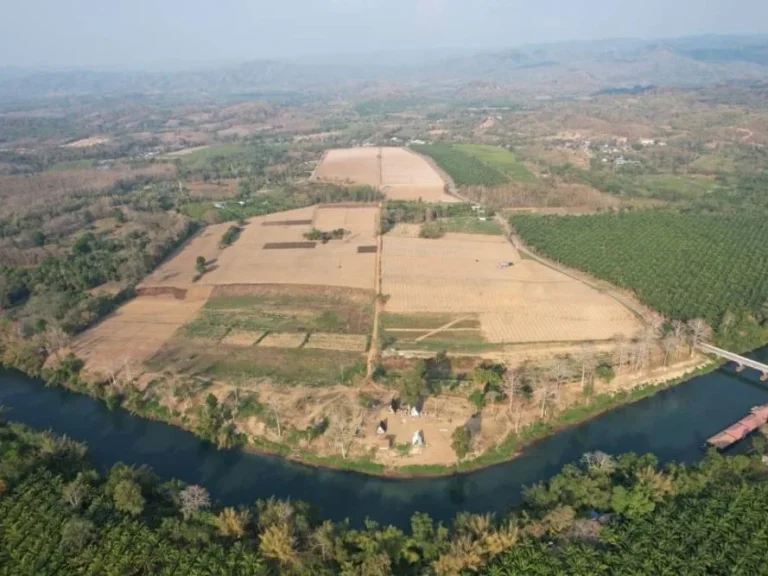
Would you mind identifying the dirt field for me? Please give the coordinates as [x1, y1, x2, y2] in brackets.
[200, 205, 378, 290]
[382, 233, 641, 344]
[71, 290, 211, 378]
[312, 147, 459, 203]
[139, 221, 236, 290]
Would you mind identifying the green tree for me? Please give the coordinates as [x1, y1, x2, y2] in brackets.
[451, 426, 471, 460]
[195, 256, 207, 276]
[113, 479, 145, 516]
[60, 518, 95, 552]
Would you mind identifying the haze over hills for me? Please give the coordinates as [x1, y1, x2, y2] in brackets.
[2, 34, 768, 104]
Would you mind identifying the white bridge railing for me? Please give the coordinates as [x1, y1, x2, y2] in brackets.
[697, 342, 768, 377]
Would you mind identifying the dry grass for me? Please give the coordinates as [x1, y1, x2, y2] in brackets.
[71, 292, 211, 378]
[185, 179, 240, 199]
[257, 332, 308, 348]
[305, 333, 368, 352]
[220, 330, 265, 347]
[382, 233, 640, 344]
[312, 147, 459, 203]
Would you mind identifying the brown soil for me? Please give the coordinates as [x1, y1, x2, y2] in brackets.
[312, 147, 459, 203]
[382, 233, 640, 343]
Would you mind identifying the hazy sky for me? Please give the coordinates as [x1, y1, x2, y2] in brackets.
[2, 0, 767, 69]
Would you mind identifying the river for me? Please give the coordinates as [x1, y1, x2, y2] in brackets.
[2, 353, 768, 528]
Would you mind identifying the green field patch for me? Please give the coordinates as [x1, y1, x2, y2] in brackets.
[175, 144, 250, 169]
[456, 144, 537, 183]
[149, 341, 366, 387]
[636, 174, 718, 200]
[411, 143, 508, 187]
[440, 216, 502, 235]
[185, 291, 374, 336]
[381, 313, 465, 330]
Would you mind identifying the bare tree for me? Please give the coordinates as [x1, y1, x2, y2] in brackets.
[43, 323, 70, 361]
[578, 344, 597, 392]
[581, 451, 616, 474]
[687, 318, 713, 355]
[535, 377, 555, 420]
[612, 333, 628, 372]
[179, 485, 211, 520]
[503, 367, 526, 432]
[329, 401, 362, 459]
[271, 407, 282, 439]
[547, 357, 569, 404]
[662, 334, 678, 367]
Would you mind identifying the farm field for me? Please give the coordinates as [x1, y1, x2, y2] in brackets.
[71, 289, 212, 378]
[456, 144, 538, 183]
[382, 232, 640, 346]
[140, 221, 234, 290]
[411, 143, 509, 187]
[184, 284, 374, 340]
[511, 211, 768, 327]
[201, 205, 379, 290]
[312, 147, 458, 203]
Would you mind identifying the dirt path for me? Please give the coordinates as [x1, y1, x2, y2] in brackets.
[366, 204, 384, 380]
[414, 316, 472, 342]
[496, 214, 650, 325]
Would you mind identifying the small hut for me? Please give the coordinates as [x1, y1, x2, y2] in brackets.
[376, 420, 387, 436]
[412, 430, 425, 446]
[410, 405, 421, 418]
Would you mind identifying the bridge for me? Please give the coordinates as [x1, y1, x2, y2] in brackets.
[697, 342, 768, 380]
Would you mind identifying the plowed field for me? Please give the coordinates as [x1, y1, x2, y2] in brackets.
[313, 147, 458, 203]
[71, 290, 211, 377]
[382, 233, 640, 344]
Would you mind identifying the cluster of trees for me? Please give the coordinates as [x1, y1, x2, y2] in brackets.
[219, 224, 243, 248]
[2, 419, 767, 575]
[380, 201, 478, 233]
[412, 144, 509, 187]
[512, 212, 768, 336]
[303, 228, 347, 243]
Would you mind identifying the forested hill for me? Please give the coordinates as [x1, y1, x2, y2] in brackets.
[3, 35, 768, 103]
[2, 419, 768, 575]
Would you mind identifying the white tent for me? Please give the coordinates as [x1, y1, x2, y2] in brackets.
[412, 430, 424, 446]
[410, 406, 421, 418]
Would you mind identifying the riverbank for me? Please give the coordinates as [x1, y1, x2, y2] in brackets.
[2, 354, 766, 528]
[0, 354, 714, 479]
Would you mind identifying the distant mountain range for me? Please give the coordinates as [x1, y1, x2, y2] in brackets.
[2, 35, 768, 105]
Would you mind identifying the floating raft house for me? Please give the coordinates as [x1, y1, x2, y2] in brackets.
[706, 404, 768, 450]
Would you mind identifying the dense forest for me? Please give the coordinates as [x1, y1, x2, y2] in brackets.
[512, 211, 768, 342]
[1, 418, 767, 575]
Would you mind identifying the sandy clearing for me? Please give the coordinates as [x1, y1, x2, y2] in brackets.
[382, 234, 640, 344]
[64, 136, 110, 148]
[312, 147, 459, 203]
[72, 292, 211, 377]
[202, 205, 378, 290]
[257, 332, 308, 348]
[305, 333, 368, 352]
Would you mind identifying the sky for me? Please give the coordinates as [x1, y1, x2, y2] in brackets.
[1, 0, 768, 69]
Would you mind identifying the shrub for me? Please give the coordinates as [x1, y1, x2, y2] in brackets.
[419, 222, 445, 239]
